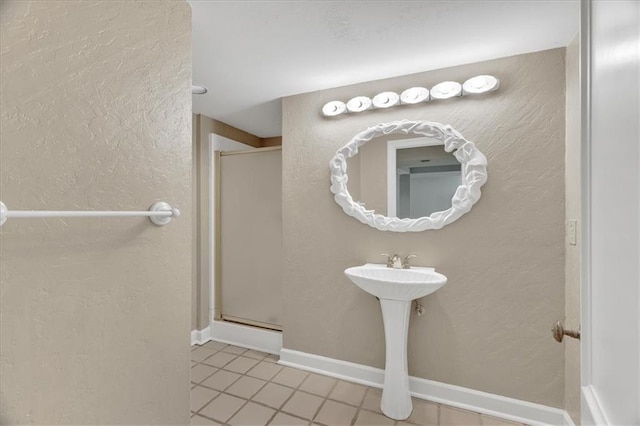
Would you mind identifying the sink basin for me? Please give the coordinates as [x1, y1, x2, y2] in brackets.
[344, 263, 446, 301]
[344, 263, 447, 420]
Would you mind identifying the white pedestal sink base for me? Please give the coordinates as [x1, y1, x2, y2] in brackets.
[379, 298, 413, 420]
[343, 264, 447, 421]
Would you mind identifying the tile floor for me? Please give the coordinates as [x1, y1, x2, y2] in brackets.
[191, 341, 527, 426]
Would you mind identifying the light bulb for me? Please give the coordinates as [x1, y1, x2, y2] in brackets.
[430, 81, 462, 99]
[346, 96, 372, 113]
[462, 75, 499, 94]
[372, 91, 400, 109]
[400, 87, 429, 104]
[322, 101, 346, 117]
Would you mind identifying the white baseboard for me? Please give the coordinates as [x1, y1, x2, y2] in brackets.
[581, 385, 608, 426]
[280, 348, 571, 426]
[191, 326, 212, 346]
[563, 411, 577, 426]
[191, 320, 282, 355]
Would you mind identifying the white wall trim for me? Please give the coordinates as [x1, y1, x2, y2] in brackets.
[191, 326, 213, 346]
[563, 410, 577, 426]
[581, 385, 609, 426]
[280, 348, 571, 426]
[579, 0, 593, 392]
[192, 321, 281, 355]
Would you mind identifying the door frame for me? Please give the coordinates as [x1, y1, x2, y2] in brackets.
[578, 0, 606, 422]
[579, 0, 640, 423]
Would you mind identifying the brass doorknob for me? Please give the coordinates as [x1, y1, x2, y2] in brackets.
[552, 321, 580, 342]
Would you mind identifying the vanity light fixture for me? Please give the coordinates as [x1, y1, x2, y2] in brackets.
[321, 75, 498, 117]
[372, 91, 400, 109]
[462, 75, 500, 94]
[429, 81, 463, 99]
[191, 84, 208, 95]
[400, 87, 429, 104]
[346, 96, 372, 113]
[322, 100, 347, 117]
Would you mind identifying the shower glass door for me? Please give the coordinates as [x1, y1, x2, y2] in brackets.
[217, 147, 282, 330]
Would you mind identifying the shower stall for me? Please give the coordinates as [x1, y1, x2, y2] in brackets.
[213, 146, 282, 331]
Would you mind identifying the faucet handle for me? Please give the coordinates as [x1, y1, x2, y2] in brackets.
[380, 253, 392, 267]
[403, 254, 417, 269]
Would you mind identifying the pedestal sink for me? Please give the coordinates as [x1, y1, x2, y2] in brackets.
[344, 263, 447, 420]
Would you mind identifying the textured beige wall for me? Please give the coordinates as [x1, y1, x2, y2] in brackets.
[564, 34, 581, 423]
[193, 113, 214, 331]
[0, 1, 192, 424]
[282, 49, 566, 408]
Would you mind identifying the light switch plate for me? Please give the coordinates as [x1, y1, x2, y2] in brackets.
[568, 220, 577, 245]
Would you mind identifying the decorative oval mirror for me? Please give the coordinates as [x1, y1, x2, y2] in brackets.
[329, 120, 488, 232]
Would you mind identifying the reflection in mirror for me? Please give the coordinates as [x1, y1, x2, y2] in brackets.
[346, 136, 461, 219]
[394, 144, 461, 219]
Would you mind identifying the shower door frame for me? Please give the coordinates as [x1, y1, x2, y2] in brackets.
[212, 146, 283, 332]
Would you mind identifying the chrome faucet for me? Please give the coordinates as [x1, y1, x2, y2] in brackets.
[380, 253, 402, 269]
[380, 253, 417, 269]
[402, 254, 417, 269]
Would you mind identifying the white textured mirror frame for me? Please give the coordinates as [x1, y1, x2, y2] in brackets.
[329, 120, 488, 232]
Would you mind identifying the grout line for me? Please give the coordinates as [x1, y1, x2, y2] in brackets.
[350, 385, 372, 426]
[309, 374, 344, 425]
[270, 366, 312, 420]
[195, 363, 249, 422]
[192, 344, 518, 426]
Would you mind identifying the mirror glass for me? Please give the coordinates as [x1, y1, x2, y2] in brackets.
[346, 136, 461, 219]
[329, 120, 487, 232]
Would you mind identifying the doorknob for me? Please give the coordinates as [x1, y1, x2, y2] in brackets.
[552, 321, 580, 342]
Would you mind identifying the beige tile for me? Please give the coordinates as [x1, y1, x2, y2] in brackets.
[440, 405, 481, 426]
[223, 345, 248, 355]
[192, 347, 219, 362]
[361, 387, 383, 414]
[271, 367, 309, 388]
[314, 400, 357, 426]
[202, 340, 228, 352]
[403, 399, 438, 425]
[201, 351, 237, 368]
[269, 412, 309, 426]
[228, 401, 275, 426]
[224, 356, 261, 374]
[247, 361, 283, 381]
[191, 386, 220, 412]
[252, 382, 295, 409]
[199, 393, 246, 423]
[354, 409, 394, 425]
[243, 349, 269, 360]
[481, 414, 523, 426]
[191, 364, 218, 384]
[281, 391, 324, 420]
[299, 373, 337, 397]
[190, 414, 222, 425]
[264, 354, 279, 363]
[200, 369, 242, 391]
[328, 381, 367, 406]
[226, 376, 267, 399]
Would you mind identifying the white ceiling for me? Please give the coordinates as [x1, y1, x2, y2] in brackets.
[191, 1, 579, 138]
